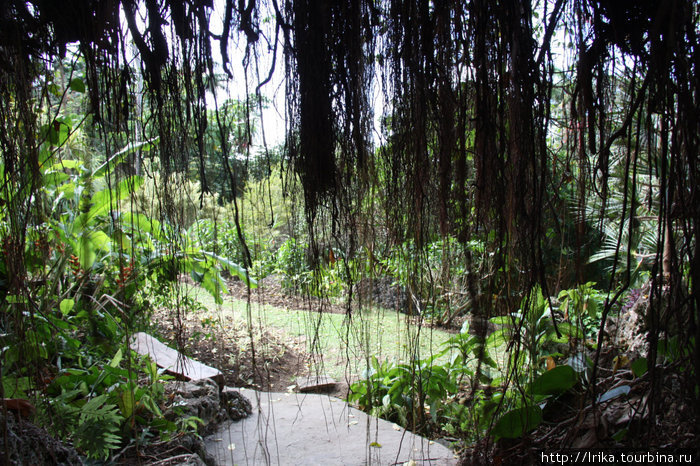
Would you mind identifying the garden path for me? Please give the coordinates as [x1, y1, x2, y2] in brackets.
[205, 388, 458, 465]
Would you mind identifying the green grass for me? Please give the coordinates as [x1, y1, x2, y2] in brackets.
[187, 285, 454, 381]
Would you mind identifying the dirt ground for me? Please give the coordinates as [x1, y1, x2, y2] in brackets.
[152, 276, 350, 395]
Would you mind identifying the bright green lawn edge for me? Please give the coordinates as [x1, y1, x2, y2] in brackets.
[186, 285, 455, 381]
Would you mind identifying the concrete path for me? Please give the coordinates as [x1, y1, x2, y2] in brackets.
[205, 388, 458, 465]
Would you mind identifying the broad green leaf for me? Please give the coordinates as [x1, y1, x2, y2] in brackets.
[201, 268, 226, 304]
[586, 298, 599, 320]
[89, 231, 111, 252]
[382, 394, 391, 407]
[58, 123, 71, 146]
[201, 251, 258, 289]
[109, 348, 123, 368]
[59, 298, 75, 316]
[530, 365, 577, 396]
[631, 358, 648, 377]
[486, 328, 508, 350]
[88, 176, 145, 222]
[78, 231, 111, 270]
[2, 376, 32, 398]
[93, 139, 157, 178]
[111, 229, 130, 250]
[120, 212, 163, 240]
[489, 316, 513, 326]
[43, 171, 70, 188]
[48, 125, 60, 145]
[57, 180, 79, 199]
[555, 322, 583, 339]
[492, 405, 543, 440]
[119, 389, 135, 419]
[48, 315, 72, 330]
[69, 77, 86, 93]
[50, 159, 84, 171]
[86, 192, 115, 221]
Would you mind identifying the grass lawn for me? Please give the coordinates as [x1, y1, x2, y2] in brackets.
[187, 285, 455, 381]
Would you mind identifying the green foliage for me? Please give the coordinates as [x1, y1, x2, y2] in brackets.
[631, 357, 648, 377]
[189, 219, 246, 266]
[378, 236, 481, 324]
[355, 282, 598, 443]
[39, 141, 157, 314]
[558, 281, 604, 339]
[348, 322, 491, 435]
[1, 42, 686, 458]
[133, 173, 227, 229]
[530, 365, 577, 396]
[191, 98, 268, 201]
[489, 286, 564, 378]
[73, 394, 122, 459]
[348, 355, 455, 430]
[484, 284, 607, 441]
[239, 162, 296, 244]
[584, 156, 662, 288]
[492, 405, 543, 440]
[275, 237, 312, 291]
[0, 130, 254, 460]
[44, 348, 180, 459]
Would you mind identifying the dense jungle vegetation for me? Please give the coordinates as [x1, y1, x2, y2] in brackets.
[0, 0, 699, 463]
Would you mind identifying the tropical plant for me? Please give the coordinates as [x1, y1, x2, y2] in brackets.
[487, 285, 580, 384]
[43, 347, 184, 459]
[275, 237, 312, 292]
[348, 319, 494, 435]
[557, 281, 605, 340]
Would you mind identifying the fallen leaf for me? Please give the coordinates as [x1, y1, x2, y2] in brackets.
[2, 399, 35, 418]
[546, 356, 556, 371]
[369, 442, 382, 448]
[612, 355, 629, 373]
[597, 385, 631, 403]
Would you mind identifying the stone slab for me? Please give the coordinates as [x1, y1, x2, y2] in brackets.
[205, 388, 458, 465]
[130, 332, 223, 386]
[295, 375, 338, 393]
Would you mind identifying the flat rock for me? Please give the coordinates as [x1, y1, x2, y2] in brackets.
[130, 332, 223, 386]
[295, 375, 338, 393]
[204, 389, 458, 465]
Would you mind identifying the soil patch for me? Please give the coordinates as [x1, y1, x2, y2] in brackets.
[151, 302, 308, 392]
